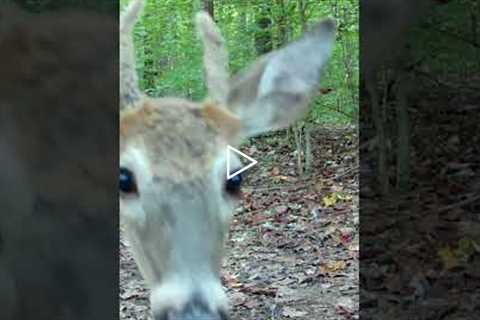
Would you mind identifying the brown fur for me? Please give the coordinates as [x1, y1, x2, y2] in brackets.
[201, 102, 241, 141]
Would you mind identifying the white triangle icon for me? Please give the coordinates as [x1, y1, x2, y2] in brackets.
[226, 145, 258, 179]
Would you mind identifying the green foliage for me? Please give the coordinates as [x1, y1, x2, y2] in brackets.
[123, 0, 359, 124]
[410, 0, 480, 78]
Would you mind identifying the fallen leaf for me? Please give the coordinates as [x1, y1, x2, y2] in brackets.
[438, 246, 459, 270]
[322, 193, 339, 207]
[320, 260, 347, 274]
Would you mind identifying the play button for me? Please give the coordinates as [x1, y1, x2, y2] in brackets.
[226, 145, 258, 179]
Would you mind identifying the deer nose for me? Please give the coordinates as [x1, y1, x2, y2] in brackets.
[154, 311, 227, 320]
[154, 310, 228, 320]
[154, 300, 228, 320]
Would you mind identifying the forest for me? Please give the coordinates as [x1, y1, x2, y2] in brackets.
[2, 0, 479, 319]
[121, 0, 358, 125]
[118, 1, 359, 319]
[361, 1, 480, 319]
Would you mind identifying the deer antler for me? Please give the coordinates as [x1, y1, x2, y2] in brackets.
[120, 0, 145, 110]
[195, 11, 230, 105]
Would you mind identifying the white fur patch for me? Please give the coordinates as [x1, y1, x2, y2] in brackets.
[119, 144, 151, 226]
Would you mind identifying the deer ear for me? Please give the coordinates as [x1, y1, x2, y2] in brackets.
[227, 18, 336, 138]
[195, 11, 229, 105]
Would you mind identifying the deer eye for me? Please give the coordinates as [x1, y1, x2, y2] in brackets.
[120, 167, 138, 194]
[225, 171, 242, 195]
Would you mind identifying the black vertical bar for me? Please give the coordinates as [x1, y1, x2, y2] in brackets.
[0, 1, 119, 319]
[360, 0, 480, 318]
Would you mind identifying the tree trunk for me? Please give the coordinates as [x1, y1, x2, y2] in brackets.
[294, 124, 304, 176]
[275, 0, 288, 47]
[305, 125, 313, 175]
[298, 0, 308, 31]
[202, 0, 214, 19]
[395, 74, 410, 192]
[366, 71, 389, 195]
[254, 5, 272, 55]
[297, 0, 312, 177]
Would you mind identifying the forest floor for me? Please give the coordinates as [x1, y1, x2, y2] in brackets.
[360, 78, 480, 319]
[120, 126, 359, 320]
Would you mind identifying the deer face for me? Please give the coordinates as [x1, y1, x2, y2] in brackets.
[119, 1, 335, 319]
[120, 98, 238, 319]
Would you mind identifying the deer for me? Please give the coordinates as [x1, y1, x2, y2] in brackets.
[119, 0, 336, 319]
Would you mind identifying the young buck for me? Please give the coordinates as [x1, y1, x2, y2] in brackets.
[120, 1, 336, 319]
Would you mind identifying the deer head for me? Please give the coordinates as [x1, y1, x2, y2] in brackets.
[119, 1, 336, 319]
